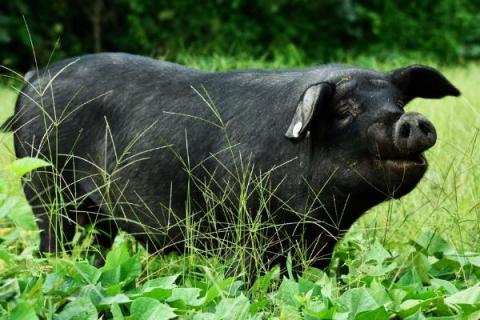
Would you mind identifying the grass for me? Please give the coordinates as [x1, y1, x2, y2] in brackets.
[0, 56, 479, 319]
[0, 86, 16, 164]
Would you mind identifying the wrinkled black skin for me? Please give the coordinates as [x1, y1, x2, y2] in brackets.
[7, 53, 460, 270]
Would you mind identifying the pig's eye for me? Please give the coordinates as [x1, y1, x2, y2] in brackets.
[335, 109, 352, 121]
[334, 101, 356, 122]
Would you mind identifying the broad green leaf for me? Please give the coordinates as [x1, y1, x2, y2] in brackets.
[140, 287, 173, 301]
[356, 306, 389, 320]
[110, 304, 124, 320]
[333, 311, 349, 320]
[412, 253, 431, 284]
[100, 253, 142, 288]
[250, 313, 267, 320]
[302, 267, 329, 282]
[364, 241, 391, 265]
[8, 206, 37, 230]
[70, 262, 101, 284]
[465, 254, 480, 267]
[445, 284, 480, 305]
[8, 157, 51, 177]
[303, 299, 333, 319]
[368, 280, 392, 307]
[223, 279, 244, 297]
[214, 294, 250, 320]
[275, 277, 300, 307]
[204, 277, 238, 304]
[99, 294, 131, 306]
[398, 298, 439, 318]
[105, 284, 123, 296]
[279, 304, 302, 320]
[138, 275, 178, 301]
[404, 310, 427, 320]
[143, 275, 179, 291]
[252, 265, 280, 295]
[0, 197, 20, 219]
[397, 268, 423, 289]
[119, 253, 142, 283]
[43, 273, 81, 297]
[130, 297, 177, 320]
[430, 257, 461, 279]
[408, 287, 437, 301]
[53, 296, 97, 320]
[0, 248, 12, 266]
[306, 269, 337, 299]
[298, 277, 322, 297]
[1, 198, 36, 230]
[432, 298, 456, 317]
[444, 250, 480, 268]
[77, 284, 106, 306]
[250, 296, 269, 315]
[167, 287, 206, 307]
[361, 260, 397, 277]
[9, 302, 39, 320]
[103, 242, 130, 269]
[468, 310, 480, 319]
[193, 313, 216, 320]
[0, 278, 19, 302]
[412, 230, 452, 256]
[337, 287, 380, 318]
[431, 278, 458, 294]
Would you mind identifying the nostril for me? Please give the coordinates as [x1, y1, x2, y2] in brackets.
[399, 122, 411, 138]
[394, 113, 437, 154]
[418, 120, 432, 136]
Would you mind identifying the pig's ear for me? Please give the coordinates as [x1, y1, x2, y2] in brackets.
[285, 82, 334, 141]
[390, 65, 460, 100]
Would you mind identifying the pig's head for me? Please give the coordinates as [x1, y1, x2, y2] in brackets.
[285, 65, 460, 222]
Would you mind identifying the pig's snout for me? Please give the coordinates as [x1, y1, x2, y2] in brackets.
[393, 112, 437, 156]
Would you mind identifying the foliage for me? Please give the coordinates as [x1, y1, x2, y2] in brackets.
[1, 0, 480, 72]
[0, 156, 479, 318]
[2, 216, 480, 318]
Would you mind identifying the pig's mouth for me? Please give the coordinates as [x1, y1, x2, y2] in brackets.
[371, 153, 428, 198]
[349, 153, 428, 199]
[375, 153, 427, 172]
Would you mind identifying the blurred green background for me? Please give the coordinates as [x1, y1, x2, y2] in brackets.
[1, 0, 480, 72]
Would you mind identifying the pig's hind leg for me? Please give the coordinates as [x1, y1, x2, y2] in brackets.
[23, 169, 77, 254]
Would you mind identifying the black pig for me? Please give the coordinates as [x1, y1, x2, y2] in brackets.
[4, 53, 460, 269]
